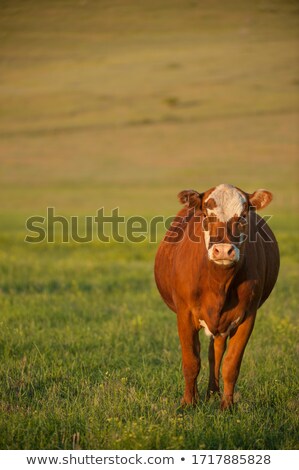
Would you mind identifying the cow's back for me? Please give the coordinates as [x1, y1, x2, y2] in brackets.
[252, 213, 280, 308]
[154, 207, 190, 313]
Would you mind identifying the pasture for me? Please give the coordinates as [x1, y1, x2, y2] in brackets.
[0, 0, 298, 449]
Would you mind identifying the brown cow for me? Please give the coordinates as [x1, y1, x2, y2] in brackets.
[154, 184, 279, 410]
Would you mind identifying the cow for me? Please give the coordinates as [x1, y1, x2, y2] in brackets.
[154, 184, 279, 410]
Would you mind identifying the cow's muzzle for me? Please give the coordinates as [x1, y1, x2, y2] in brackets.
[209, 243, 239, 266]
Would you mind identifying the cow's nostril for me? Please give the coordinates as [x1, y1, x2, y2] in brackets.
[227, 247, 234, 256]
[214, 246, 220, 255]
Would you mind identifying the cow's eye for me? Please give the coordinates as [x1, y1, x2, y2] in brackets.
[202, 216, 209, 231]
[238, 215, 247, 225]
[238, 223, 245, 233]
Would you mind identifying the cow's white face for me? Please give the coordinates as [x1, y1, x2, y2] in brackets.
[178, 184, 273, 269]
[205, 184, 247, 223]
[203, 184, 247, 267]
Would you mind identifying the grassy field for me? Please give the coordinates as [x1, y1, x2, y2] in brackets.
[0, 0, 298, 450]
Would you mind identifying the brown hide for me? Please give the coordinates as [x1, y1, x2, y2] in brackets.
[154, 186, 279, 409]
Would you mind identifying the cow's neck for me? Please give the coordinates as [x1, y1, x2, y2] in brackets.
[207, 260, 237, 295]
[197, 253, 241, 329]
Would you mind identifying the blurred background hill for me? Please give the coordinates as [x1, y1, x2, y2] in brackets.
[0, 0, 298, 219]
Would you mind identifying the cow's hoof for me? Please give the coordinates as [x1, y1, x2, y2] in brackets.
[206, 389, 220, 401]
[220, 396, 234, 411]
[180, 396, 198, 408]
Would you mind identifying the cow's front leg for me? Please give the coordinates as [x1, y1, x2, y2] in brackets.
[177, 310, 200, 406]
[221, 312, 256, 410]
[207, 335, 227, 399]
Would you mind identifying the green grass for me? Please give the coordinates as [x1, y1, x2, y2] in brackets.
[0, 0, 298, 450]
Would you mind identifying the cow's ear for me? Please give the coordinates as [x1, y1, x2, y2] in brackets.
[178, 190, 203, 209]
[248, 189, 273, 210]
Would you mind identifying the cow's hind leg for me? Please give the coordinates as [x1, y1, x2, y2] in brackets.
[207, 335, 227, 399]
[177, 310, 200, 406]
[221, 312, 256, 410]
